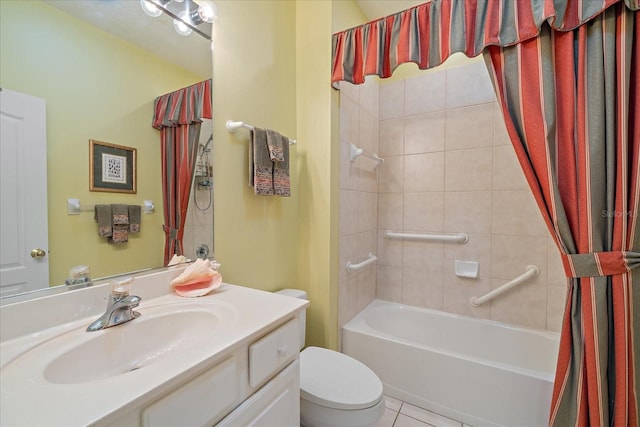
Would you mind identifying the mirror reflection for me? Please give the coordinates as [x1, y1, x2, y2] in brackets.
[0, 0, 213, 301]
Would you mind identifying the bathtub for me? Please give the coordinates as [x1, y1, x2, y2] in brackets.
[342, 299, 560, 427]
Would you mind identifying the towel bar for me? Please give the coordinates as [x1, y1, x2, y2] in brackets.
[226, 120, 296, 145]
[349, 143, 383, 167]
[67, 199, 154, 215]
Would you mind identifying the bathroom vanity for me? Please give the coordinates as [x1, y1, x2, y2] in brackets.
[0, 268, 308, 426]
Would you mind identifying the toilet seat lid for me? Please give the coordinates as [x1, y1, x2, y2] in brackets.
[300, 346, 383, 410]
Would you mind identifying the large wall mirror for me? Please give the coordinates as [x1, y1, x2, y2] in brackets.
[0, 0, 213, 302]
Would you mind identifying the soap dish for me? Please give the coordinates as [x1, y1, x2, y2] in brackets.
[455, 260, 479, 279]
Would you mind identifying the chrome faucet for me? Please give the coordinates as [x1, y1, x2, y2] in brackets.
[87, 278, 141, 332]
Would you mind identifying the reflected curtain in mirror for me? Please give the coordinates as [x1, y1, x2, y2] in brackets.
[152, 79, 212, 265]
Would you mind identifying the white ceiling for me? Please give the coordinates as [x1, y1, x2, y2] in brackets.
[355, 0, 428, 21]
[41, 0, 425, 79]
[43, 0, 212, 78]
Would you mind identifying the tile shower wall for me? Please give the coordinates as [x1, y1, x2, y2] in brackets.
[339, 60, 568, 334]
[183, 120, 215, 261]
[338, 77, 380, 333]
[376, 61, 567, 332]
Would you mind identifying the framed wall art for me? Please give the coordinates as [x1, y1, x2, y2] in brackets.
[89, 140, 137, 193]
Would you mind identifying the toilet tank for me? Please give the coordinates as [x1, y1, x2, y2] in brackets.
[275, 289, 307, 349]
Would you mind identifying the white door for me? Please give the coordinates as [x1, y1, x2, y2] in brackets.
[0, 89, 49, 296]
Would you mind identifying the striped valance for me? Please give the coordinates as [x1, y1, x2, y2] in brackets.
[152, 79, 212, 129]
[331, 0, 640, 85]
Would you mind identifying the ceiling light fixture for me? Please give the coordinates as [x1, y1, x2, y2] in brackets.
[139, 0, 171, 18]
[192, 0, 217, 23]
[139, 0, 213, 40]
[173, 10, 193, 36]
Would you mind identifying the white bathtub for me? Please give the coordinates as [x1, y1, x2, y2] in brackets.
[342, 299, 560, 427]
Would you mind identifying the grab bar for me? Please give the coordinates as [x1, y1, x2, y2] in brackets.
[346, 253, 377, 272]
[470, 265, 540, 307]
[226, 120, 297, 145]
[349, 143, 384, 167]
[384, 230, 469, 244]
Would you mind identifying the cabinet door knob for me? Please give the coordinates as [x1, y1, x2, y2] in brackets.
[277, 345, 288, 357]
[31, 248, 46, 259]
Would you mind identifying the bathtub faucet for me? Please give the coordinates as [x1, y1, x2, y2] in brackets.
[86, 278, 141, 332]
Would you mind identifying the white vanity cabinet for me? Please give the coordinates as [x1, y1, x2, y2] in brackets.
[141, 317, 302, 427]
[140, 353, 246, 426]
[217, 318, 301, 426]
[110, 316, 303, 427]
[1, 271, 308, 427]
[217, 359, 300, 426]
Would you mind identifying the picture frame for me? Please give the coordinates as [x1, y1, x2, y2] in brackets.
[89, 140, 137, 193]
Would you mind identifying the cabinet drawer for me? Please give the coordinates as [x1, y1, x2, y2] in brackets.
[249, 318, 299, 388]
[141, 356, 239, 427]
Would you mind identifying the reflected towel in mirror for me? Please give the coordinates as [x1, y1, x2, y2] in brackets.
[128, 205, 141, 233]
[110, 204, 129, 245]
[94, 205, 112, 237]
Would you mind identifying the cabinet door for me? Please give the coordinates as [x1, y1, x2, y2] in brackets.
[217, 359, 299, 427]
[142, 356, 241, 427]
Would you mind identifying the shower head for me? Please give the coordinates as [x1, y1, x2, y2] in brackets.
[200, 134, 213, 153]
[202, 134, 213, 151]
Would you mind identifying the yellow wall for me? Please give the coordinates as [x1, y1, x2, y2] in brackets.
[295, 1, 339, 350]
[0, 1, 204, 284]
[382, 52, 483, 83]
[212, 0, 338, 349]
[212, 1, 299, 291]
[4, 0, 452, 350]
[332, 0, 368, 35]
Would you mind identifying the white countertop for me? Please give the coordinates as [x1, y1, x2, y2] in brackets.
[0, 271, 307, 427]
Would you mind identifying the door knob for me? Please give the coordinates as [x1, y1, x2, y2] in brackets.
[30, 248, 46, 259]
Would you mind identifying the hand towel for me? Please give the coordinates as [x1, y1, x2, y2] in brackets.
[128, 205, 141, 233]
[111, 204, 129, 225]
[110, 225, 129, 245]
[266, 129, 285, 162]
[250, 127, 274, 195]
[94, 205, 112, 237]
[110, 204, 129, 244]
[273, 132, 291, 197]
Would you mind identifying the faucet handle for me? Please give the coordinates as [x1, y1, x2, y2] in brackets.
[111, 276, 134, 297]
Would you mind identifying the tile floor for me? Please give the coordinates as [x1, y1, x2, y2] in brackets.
[373, 396, 472, 427]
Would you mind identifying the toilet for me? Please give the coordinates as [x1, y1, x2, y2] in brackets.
[276, 289, 385, 427]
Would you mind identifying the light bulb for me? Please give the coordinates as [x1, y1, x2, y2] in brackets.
[173, 11, 193, 36]
[194, 1, 217, 23]
[140, 0, 162, 17]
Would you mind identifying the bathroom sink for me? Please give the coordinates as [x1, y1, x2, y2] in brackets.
[1, 270, 309, 427]
[3, 300, 235, 385]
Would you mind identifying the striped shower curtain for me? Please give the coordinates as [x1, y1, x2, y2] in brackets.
[332, 1, 639, 425]
[152, 79, 212, 265]
[486, 5, 639, 425]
